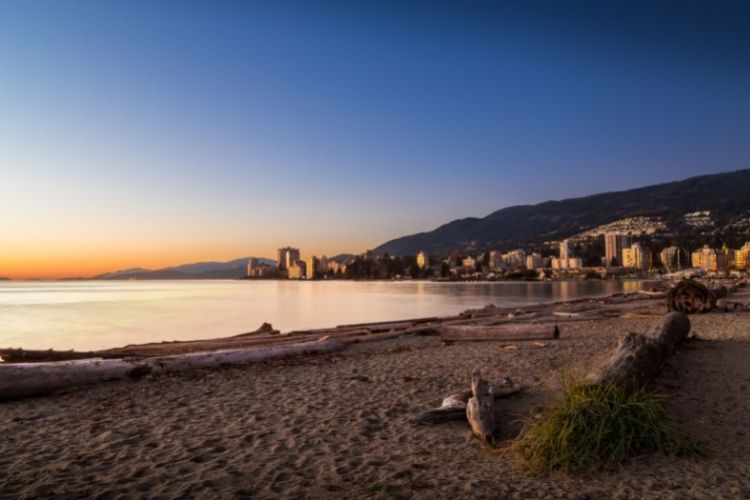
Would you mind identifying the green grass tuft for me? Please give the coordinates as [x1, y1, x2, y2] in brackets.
[514, 376, 702, 474]
[365, 481, 386, 494]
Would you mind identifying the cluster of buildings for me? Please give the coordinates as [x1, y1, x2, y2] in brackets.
[689, 243, 750, 273]
[442, 233, 750, 280]
[250, 237, 750, 281]
[247, 247, 348, 280]
[604, 233, 651, 271]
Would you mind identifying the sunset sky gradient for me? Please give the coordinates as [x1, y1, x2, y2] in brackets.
[1, 1, 749, 279]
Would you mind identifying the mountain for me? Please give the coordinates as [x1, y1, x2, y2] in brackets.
[329, 253, 357, 263]
[0, 277, 10, 281]
[374, 169, 750, 256]
[93, 258, 275, 280]
[93, 268, 151, 280]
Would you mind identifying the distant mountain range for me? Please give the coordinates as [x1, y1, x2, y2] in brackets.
[89, 253, 359, 280]
[93, 258, 275, 280]
[374, 169, 750, 256]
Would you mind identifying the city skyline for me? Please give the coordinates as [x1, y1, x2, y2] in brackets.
[2, 1, 750, 279]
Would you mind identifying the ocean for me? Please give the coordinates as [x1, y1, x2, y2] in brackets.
[0, 279, 655, 351]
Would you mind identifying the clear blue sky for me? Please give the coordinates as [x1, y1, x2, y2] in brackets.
[1, 1, 749, 277]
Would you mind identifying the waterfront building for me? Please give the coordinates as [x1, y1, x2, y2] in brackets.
[621, 242, 650, 270]
[567, 258, 583, 269]
[660, 246, 683, 271]
[462, 256, 477, 273]
[503, 249, 527, 269]
[246, 258, 272, 278]
[318, 255, 329, 275]
[327, 261, 347, 275]
[305, 256, 319, 280]
[691, 245, 729, 273]
[247, 258, 259, 277]
[416, 251, 429, 269]
[277, 247, 301, 272]
[604, 233, 631, 267]
[735, 242, 750, 270]
[488, 251, 504, 271]
[526, 252, 543, 270]
[722, 243, 736, 269]
[550, 255, 581, 270]
[559, 240, 573, 261]
[287, 260, 306, 279]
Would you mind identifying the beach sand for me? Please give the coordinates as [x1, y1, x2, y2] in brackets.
[2, 304, 750, 498]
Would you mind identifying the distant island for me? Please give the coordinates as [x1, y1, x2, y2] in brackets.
[0, 277, 10, 281]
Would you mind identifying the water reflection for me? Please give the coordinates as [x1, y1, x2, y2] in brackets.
[0, 280, 657, 351]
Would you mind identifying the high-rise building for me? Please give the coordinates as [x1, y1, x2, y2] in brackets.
[622, 242, 650, 270]
[416, 251, 429, 269]
[318, 255, 329, 275]
[604, 233, 631, 267]
[277, 247, 301, 272]
[559, 240, 573, 261]
[305, 256, 319, 280]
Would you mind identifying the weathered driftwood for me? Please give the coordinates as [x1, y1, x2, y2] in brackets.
[588, 312, 690, 388]
[553, 311, 581, 318]
[0, 339, 345, 401]
[711, 285, 728, 299]
[440, 324, 560, 343]
[637, 290, 667, 299]
[411, 378, 521, 424]
[466, 368, 496, 444]
[716, 299, 746, 312]
[667, 279, 716, 314]
[334, 316, 441, 329]
[0, 348, 100, 363]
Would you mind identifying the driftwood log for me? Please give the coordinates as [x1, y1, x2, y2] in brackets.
[411, 377, 521, 424]
[588, 312, 690, 388]
[466, 368, 496, 445]
[440, 324, 559, 343]
[667, 279, 716, 314]
[0, 338, 345, 401]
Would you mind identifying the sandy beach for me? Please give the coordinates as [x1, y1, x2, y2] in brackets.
[2, 292, 750, 499]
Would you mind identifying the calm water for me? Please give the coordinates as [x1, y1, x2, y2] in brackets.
[0, 280, 655, 351]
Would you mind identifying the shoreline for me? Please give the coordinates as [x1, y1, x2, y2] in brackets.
[0, 278, 662, 353]
[1, 286, 670, 364]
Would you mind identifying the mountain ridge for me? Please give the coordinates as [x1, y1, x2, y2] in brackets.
[93, 257, 275, 280]
[374, 169, 750, 256]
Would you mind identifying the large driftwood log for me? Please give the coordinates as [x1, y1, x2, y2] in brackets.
[667, 279, 716, 314]
[466, 368, 496, 445]
[411, 377, 521, 424]
[0, 339, 345, 401]
[589, 312, 690, 388]
[440, 324, 559, 343]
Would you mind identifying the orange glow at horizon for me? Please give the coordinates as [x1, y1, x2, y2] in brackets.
[0, 241, 367, 281]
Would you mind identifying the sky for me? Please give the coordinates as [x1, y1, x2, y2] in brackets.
[1, 1, 749, 279]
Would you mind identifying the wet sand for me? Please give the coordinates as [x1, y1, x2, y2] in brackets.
[2, 299, 750, 498]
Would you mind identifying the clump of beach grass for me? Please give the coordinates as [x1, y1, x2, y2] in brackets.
[514, 376, 701, 474]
